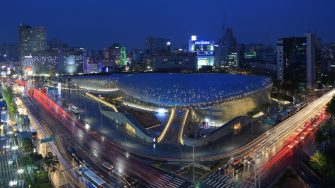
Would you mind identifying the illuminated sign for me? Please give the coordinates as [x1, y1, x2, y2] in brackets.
[195, 41, 210, 45]
[191, 40, 214, 52]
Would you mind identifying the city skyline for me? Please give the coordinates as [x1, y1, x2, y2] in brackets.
[1, 1, 335, 187]
[1, 0, 335, 49]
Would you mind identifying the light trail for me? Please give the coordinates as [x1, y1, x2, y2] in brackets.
[28, 87, 335, 163]
[260, 112, 327, 173]
[179, 109, 189, 145]
[207, 89, 335, 161]
[157, 108, 175, 143]
[27, 88, 183, 185]
[20, 95, 82, 187]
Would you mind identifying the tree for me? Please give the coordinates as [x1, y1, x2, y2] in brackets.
[310, 151, 328, 174]
[43, 152, 60, 172]
[23, 153, 43, 170]
[21, 138, 34, 154]
[3, 87, 17, 120]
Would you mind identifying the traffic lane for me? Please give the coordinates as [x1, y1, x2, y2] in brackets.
[26, 92, 193, 185]
[24, 96, 180, 187]
[37, 96, 193, 187]
[63, 89, 270, 160]
[238, 96, 328, 165]
[30, 88, 334, 187]
[24, 97, 124, 187]
[230, 103, 329, 186]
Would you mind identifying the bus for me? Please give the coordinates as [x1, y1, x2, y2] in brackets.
[30, 127, 37, 139]
[76, 166, 107, 188]
[70, 105, 80, 114]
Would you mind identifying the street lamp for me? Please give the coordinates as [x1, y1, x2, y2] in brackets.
[85, 123, 90, 130]
[11, 145, 19, 150]
[17, 168, 24, 174]
[9, 180, 17, 187]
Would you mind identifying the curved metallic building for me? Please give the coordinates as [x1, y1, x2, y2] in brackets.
[117, 73, 272, 122]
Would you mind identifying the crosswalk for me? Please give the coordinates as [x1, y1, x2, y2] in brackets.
[147, 174, 187, 188]
[202, 171, 251, 188]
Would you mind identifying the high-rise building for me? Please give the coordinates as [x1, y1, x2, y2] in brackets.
[103, 43, 128, 68]
[60, 48, 86, 74]
[21, 47, 86, 76]
[188, 35, 214, 69]
[240, 44, 276, 76]
[84, 57, 101, 74]
[215, 28, 238, 68]
[321, 43, 335, 73]
[145, 37, 171, 54]
[19, 25, 47, 64]
[21, 49, 59, 76]
[277, 33, 319, 89]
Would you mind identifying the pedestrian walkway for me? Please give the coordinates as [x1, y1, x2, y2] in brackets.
[202, 171, 251, 188]
[147, 173, 187, 188]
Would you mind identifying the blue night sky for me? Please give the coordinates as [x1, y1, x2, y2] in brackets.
[1, 0, 335, 49]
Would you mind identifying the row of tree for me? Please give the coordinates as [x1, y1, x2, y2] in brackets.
[22, 141, 60, 173]
[3, 87, 17, 120]
[22, 138, 60, 186]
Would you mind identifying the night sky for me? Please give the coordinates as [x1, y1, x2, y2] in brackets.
[1, 0, 335, 49]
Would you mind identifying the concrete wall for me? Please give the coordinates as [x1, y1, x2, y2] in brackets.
[194, 86, 271, 122]
[183, 116, 251, 147]
[100, 110, 155, 143]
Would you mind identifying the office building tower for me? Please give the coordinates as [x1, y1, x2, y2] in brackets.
[19, 25, 47, 64]
[215, 27, 238, 68]
[322, 43, 335, 73]
[277, 33, 319, 89]
[188, 35, 214, 69]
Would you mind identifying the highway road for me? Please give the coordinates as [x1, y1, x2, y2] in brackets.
[49, 86, 271, 161]
[201, 89, 335, 187]
[205, 89, 335, 161]
[60, 86, 331, 163]
[27, 84, 335, 187]
[22, 93, 192, 187]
